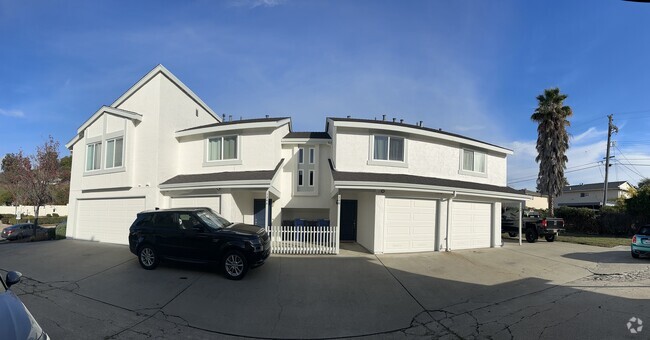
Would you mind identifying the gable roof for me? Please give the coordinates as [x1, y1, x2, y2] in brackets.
[160, 159, 284, 188]
[328, 160, 527, 198]
[112, 64, 219, 122]
[563, 181, 630, 192]
[65, 106, 143, 149]
[327, 117, 512, 155]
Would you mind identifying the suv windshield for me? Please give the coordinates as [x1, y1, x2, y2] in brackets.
[197, 209, 232, 230]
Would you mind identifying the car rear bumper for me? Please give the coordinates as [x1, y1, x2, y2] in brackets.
[631, 244, 650, 256]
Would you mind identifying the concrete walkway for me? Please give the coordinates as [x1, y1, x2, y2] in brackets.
[0, 239, 648, 339]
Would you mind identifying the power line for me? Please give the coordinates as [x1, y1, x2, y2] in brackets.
[507, 161, 602, 182]
[507, 164, 602, 185]
[614, 145, 644, 177]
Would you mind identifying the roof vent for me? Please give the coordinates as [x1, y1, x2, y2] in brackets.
[419, 120, 423, 127]
[265, 114, 269, 119]
[382, 114, 386, 121]
[347, 115, 351, 118]
[223, 113, 227, 121]
[400, 119, 404, 124]
[229, 115, 233, 122]
[392, 118, 396, 122]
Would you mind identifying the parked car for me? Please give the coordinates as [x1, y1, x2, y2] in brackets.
[502, 209, 565, 242]
[631, 225, 650, 258]
[0, 271, 50, 340]
[128, 208, 271, 280]
[1, 224, 51, 242]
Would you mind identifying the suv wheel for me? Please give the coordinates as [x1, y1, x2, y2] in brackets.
[545, 234, 556, 242]
[525, 228, 538, 243]
[223, 250, 248, 280]
[138, 245, 159, 270]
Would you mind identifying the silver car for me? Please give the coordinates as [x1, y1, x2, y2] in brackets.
[0, 271, 49, 340]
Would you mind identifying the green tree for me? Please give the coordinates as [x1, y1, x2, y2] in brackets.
[638, 178, 650, 189]
[531, 88, 572, 217]
[627, 186, 650, 224]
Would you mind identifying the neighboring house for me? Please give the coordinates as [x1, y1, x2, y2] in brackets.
[65, 65, 529, 254]
[556, 181, 633, 209]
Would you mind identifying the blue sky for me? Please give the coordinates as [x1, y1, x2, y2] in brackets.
[1, 0, 650, 190]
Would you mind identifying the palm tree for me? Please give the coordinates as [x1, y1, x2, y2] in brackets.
[531, 88, 572, 217]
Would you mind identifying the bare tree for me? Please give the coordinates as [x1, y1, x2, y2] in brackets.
[1, 137, 60, 237]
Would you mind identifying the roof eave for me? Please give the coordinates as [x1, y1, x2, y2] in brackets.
[175, 118, 292, 138]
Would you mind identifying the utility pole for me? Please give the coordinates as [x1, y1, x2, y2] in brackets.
[602, 114, 618, 207]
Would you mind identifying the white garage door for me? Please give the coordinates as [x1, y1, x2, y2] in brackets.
[76, 197, 146, 245]
[451, 201, 491, 250]
[171, 196, 221, 213]
[384, 198, 437, 253]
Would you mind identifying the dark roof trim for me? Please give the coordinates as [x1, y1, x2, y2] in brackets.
[161, 159, 284, 186]
[327, 117, 509, 152]
[563, 181, 629, 191]
[178, 117, 291, 133]
[284, 132, 331, 139]
[328, 159, 524, 196]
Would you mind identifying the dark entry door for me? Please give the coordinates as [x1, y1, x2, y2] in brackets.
[340, 200, 358, 241]
[254, 199, 272, 227]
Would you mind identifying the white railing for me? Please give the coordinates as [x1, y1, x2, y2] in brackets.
[269, 225, 339, 255]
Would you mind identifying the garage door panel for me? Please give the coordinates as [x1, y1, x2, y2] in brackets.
[451, 202, 491, 250]
[76, 197, 146, 245]
[384, 198, 437, 253]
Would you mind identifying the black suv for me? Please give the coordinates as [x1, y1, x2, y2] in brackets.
[128, 208, 270, 280]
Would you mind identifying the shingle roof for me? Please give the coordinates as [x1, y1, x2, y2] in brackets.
[284, 132, 331, 139]
[327, 117, 509, 151]
[563, 181, 628, 191]
[177, 117, 290, 133]
[161, 159, 284, 186]
[328, 160, 524, 195]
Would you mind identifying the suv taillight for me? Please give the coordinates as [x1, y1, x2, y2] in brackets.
[632, 236, 637, 243]
[541, 219, 547, 229]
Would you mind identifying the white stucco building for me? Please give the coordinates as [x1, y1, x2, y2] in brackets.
[66, 65, 529, 254]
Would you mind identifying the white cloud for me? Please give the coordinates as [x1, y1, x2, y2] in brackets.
[0, 108, 25, 118]
[230, 0, 286, 8]
[507, 126, 650, 190]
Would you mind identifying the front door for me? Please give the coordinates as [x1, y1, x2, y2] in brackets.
[340, 199, 358, 241]
[254, 199, 272, 227]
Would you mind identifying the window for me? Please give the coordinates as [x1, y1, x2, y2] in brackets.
[462, 149, 486, 173]
[86, 142, 102, 171]
[298, 148, 304, 164]
[309, 148, 315, 164]
[580, 193, 589, 197]
[373, 135, 404, 161]
[309, 170, 314, 186]
[105, 137, 124, 169]
[208, 136, 238, 161]
[298, 170, 304, 186]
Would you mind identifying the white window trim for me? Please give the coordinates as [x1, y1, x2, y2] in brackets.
[82, 113, 128, 177]
[104, 137, 125, 170]
[204, 135, 242, 166]
[308, 170, 315, 187]
[298, 170, 304, 186]
[458, 148, 488, 178]
[367, 134, 408, 168]
[309, 147, 315, 164]
[298, 148, 305, 164]
[85, 141, 102, 172]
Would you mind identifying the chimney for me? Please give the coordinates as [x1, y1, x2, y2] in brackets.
[382, 114, 386, 121]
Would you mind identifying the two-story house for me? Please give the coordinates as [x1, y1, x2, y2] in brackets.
[556, 181, 633, 209]
[66, 65, 529, 254]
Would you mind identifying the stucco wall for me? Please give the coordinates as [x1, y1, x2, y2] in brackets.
[332, 127, 507, 186]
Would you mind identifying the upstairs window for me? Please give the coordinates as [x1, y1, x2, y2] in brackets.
[309, 148, 315, 164]
[208, 136, 238, 161]
[462, 149, 486, 173]
[86, 142, 102, 171]
[298, 148, 304, 164]
[373, 135, 404, 162]
[105, 137, 124, 169]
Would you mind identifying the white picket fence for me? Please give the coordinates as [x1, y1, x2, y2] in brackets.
[269, 225, 339, 255]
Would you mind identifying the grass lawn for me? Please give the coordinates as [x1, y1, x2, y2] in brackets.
[557, 232, 631, 248]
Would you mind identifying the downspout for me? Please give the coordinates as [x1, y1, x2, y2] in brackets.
[264, 190, 270, 231]
[445, 191, 457, 252]
[336, 194, 341, 254]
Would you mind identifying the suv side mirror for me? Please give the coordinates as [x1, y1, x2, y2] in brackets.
[6, 271, 22, 288]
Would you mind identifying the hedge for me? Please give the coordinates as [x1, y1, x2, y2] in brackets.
[0, 215, 67, 226]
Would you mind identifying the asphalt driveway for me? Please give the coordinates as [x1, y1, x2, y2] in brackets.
[0, 239, 649, 339]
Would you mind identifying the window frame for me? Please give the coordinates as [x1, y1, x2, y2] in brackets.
[308, 147, 315, 164]
[308, 170, 315, 187]
[368, 134, 408, 168]
[85, 141, 102, 172]
[298, 148, 304, 164]
[105, 137, 124, 169]
[459, 148, 487, 177]
[205, 135, 240, 164]
[298, 170, 304, 186]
